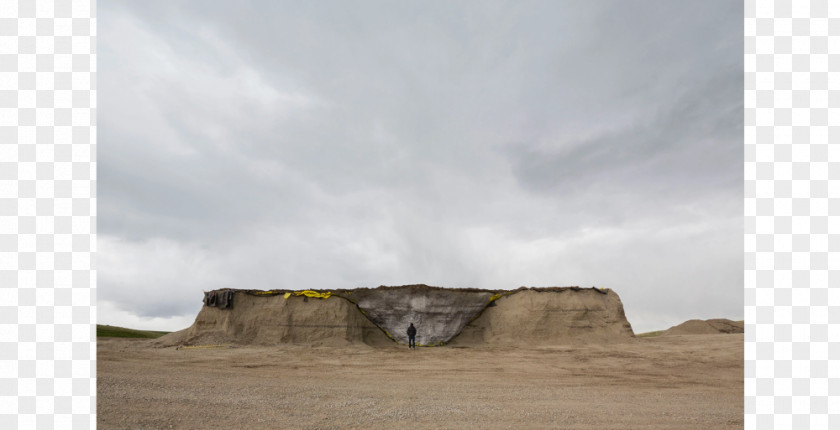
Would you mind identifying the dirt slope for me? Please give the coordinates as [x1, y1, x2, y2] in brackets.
[155, 292, 390, 347]
[662, 318, 744, 336]
[451, 288, 635, 346]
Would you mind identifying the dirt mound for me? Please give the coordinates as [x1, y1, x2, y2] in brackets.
[450, 288, 635, 346]
[155, 291, 390, 347]
[662, 319, 744, 336]
[157, 285, 636, 348]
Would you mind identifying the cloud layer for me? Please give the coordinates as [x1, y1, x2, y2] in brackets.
[99, 1, 743, 333]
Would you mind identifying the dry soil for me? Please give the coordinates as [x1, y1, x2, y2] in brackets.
[98, 333, 743, 429]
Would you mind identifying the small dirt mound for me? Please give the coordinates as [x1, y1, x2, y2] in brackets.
[662, 319, 744, 336]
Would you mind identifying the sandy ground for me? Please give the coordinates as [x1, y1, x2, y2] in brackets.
[97, 334, 743, 429]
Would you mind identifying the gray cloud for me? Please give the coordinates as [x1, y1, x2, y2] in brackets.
[99, 1, 743, 333]
[507, 69, 743, 212]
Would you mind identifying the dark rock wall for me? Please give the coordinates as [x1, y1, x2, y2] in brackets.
[343, 285, 494, 345]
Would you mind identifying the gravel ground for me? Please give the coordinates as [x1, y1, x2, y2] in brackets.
[98, 334, 743, 429]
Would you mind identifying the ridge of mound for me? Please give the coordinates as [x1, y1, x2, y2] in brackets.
[662, 318, 744, 336]
[348, 283, 503, 294]
[451, 288, 635, 346]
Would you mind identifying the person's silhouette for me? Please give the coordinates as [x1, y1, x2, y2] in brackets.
[407, 323, 417, 349]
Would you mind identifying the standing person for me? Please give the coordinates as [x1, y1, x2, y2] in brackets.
[407, 323, 417, 349]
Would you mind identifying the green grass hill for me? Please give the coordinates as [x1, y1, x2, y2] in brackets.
[97, 324, 171, 339]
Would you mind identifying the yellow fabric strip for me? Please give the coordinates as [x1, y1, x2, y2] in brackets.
[293, 290, 332, 299]
[488, 291, 514, 302]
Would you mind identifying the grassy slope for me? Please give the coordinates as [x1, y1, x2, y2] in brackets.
[97, 324, 171, 339]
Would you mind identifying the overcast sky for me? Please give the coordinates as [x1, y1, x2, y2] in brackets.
[99, 1, 743, 334]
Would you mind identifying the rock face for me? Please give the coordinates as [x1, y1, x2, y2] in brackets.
[158, 285, 637, 347]
[342, 285, 495, 345]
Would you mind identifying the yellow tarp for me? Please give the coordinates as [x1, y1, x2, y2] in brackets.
[284, 290, 331, 300]
[488, 291, 514, 303]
